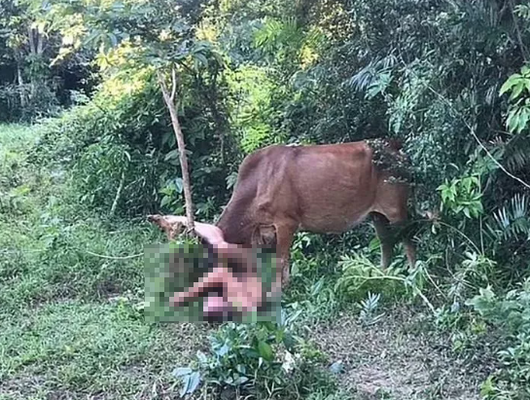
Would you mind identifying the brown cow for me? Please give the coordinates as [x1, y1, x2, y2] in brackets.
[214, 139, 416, 287]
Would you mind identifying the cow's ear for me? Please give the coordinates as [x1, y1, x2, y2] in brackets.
[252, 225, 277, 247]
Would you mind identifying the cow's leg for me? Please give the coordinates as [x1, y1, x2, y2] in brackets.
[376, 208, 416, 270]
[272, 222, 297, 288]
[372, 212, 396, 269]
[402, 235, 416, 270]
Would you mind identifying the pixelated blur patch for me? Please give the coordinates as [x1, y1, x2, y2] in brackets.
[144, 241, 281, 324]
[144, 240, 208, 324]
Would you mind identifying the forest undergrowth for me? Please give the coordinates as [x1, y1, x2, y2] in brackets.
[0, 122, 515, 400]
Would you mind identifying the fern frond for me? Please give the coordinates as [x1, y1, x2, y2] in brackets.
[503, 135, 530, 172]
[492, 194, 530, 241]
[343, 55, 396, 92]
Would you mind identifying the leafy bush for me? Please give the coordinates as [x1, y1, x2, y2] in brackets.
[33, 66, 232, 218]
[467, 282, 530, 400]
[335, 253, 432, 309]
[0, 122, 161, 310]
[173, 318, 338, 399]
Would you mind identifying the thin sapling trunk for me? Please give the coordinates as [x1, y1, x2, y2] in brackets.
[157, 68, 195, 234]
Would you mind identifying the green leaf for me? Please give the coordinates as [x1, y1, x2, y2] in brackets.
[233, 376, 249, 385]
[187, 372, 201, 394]
[172, 367, 192, 377]
[257, 341, 273, 361]
[196, 350, 207, 364]
[509, 82, 526, 101]
[480, 376, 496, 397]
[179, 374, 191, 397]
[499, 80, 513, 96]
[506, 109, 519, 133]
[193, 52, 208, 67]
[216, 342, 230, 357]
[164, 149, 180, 163]
[160, 195, 171, 207]
[174, 178, 183, 194]
[518, 107, 530, 133]
[108, 32, 118, 47]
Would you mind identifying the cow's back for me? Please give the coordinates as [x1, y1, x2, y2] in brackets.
[283, 142, 381, 233]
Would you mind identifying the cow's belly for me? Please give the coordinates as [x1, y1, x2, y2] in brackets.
[298, 209, 370, 234]
[293, 179, 376, 234]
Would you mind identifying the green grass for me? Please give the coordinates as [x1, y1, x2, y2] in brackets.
[0, 122, 351, 399]
[1, 301, 207, 398]
[0, 123, 210, 399]
[0, 122, 486, 400]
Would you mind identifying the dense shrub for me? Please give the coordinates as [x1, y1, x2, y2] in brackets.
[33, 67, 234, 219]
[467, 283, 530, 400]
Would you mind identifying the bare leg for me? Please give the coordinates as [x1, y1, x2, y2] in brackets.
[170, 265, 263, 313]
[170, 266, 228, 306]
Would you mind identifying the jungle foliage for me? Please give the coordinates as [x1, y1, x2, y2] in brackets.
[2, 0, 530, 398]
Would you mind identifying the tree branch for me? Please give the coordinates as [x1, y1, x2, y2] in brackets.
[401, 62, 530, 191]
[157, 70, 169, 93]
[509, 0, 529, 63]
[156, 69, 196, 233]
[170, 66, 177, 102]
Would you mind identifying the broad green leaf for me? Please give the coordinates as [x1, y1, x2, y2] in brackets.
[510, 82, 526, 101]
[174, 177, 183, 194]
[187, 372, 201, 394]
[193, 52, 208, 67]
[233, 376, 249, 385]
[500, 76, 519, 95]
[257, 341, 273, 361]
[160, 195, 171, 207]
[179, 375, 191, 397]
[164, 149, 179, 162]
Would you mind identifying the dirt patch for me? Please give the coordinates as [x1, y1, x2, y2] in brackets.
[311, 305, 485, 399]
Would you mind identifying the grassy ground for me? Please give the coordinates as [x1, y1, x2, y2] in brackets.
[1, 123, 209, 399]
[0, 123, 484, 399]
[313, 307, 486, 400]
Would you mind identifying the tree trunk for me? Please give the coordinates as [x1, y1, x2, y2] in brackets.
[157, 69, 195, 234]
[110, 172, 125, 217]
[27, 27, 39, 103]
[16, 63, 26, 108]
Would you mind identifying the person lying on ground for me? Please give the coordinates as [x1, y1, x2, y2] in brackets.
[147, 215, 279, 321]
